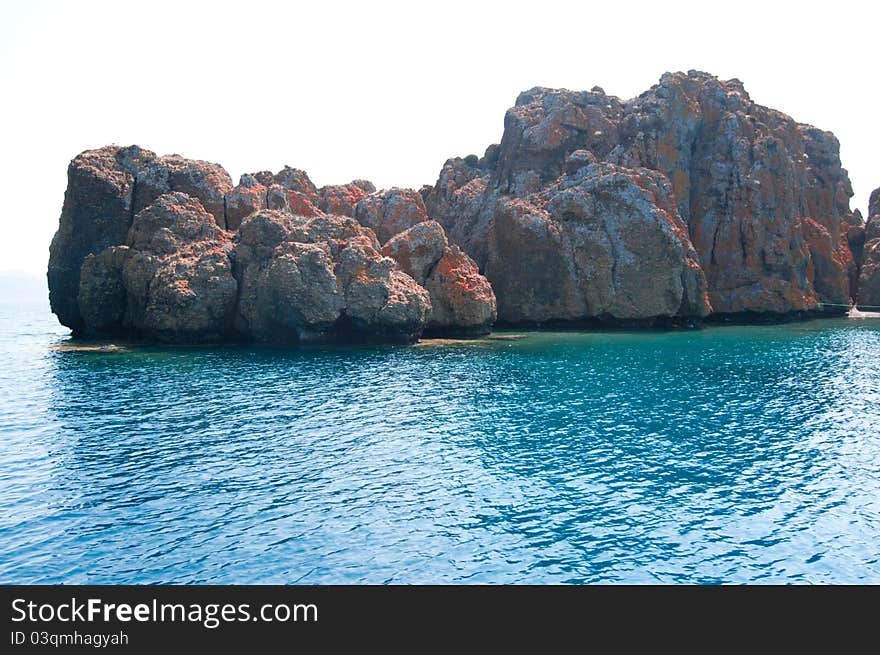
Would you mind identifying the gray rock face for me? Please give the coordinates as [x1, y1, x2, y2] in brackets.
[317, 181, 375, 217]
[485, 163, 709, 324]
[75, 192, 434, 344]
[48, 145, 155, 331]
[48, 146, 235, 332]
[133, 155, 233, 228]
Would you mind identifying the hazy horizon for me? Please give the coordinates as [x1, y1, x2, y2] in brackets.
[2, 0, 877, 276]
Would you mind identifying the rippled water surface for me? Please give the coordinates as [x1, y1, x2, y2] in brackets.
[1, 298, 879, 583]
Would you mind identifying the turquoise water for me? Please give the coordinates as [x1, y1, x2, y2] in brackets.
[1, 298, 878, 584]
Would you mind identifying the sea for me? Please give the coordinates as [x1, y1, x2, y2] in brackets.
[1, 294, 878, 583]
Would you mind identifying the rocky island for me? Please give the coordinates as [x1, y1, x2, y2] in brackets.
[48, 71, 874, 344]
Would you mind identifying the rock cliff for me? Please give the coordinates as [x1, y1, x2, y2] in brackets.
[425, 71, 859, 323]
[858, 187, 880, 308]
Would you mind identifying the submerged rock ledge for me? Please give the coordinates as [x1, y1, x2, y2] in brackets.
[49, 71, 869, 344]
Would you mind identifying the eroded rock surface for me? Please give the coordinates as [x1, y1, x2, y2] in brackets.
[49, 149, 457, 342]
[76, 193, 434, 343]
[51, 71, 861, 341]
[49, 145, 154, 330]
[485, 163, 709, 324]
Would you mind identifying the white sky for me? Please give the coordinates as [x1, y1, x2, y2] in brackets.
[1, 0, 877, 275]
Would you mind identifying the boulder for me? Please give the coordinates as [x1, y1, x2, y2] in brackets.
[266, 184, 322, 217]
[48, 145, 156, 331]
[133, 154, 233, 228]
[382, 221, 496, 335]
[485, 163, 710, 324]
[78, 192, 238, 341]
[381, 220, 448, 284]
[317, 181, 375, 217]
[424, 245, 496, 335]
[226, 174, 268, 231]
[272, 166, 317, 196]
[234, 210, 430, 343]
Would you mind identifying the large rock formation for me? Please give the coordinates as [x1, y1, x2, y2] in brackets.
[858, 187, 880, 308]
[48, 146, 235, 331]
[425, 71, 859, 322]
[50, 72, 861, 340]
[49, 147, 489, 343]
[484, 161, 710, 324]
[48, 146, 153, 331]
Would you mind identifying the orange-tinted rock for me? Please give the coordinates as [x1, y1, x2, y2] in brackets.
[134, 154, 233, 228]
[78, 192, 238, 341]
[266, 184, 322, 217]
[226, 174, 267, 231]
[803, 218, 851, 307]
[272, 166, 317, 196]
[485, 163, 710, 324]
[382, 221, 496, 335]
[317, 181, 375, 217]
[354, 188, 429, 244]
[381, 221, 448, 284]
[424, 244, 496, 335]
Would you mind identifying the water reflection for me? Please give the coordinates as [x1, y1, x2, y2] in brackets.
[1, 303, 879, 583]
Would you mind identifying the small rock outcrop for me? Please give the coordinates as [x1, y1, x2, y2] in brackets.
[48, 146, 153, 331]
[382, 221, 496, 335]
[317, 180, 376, 217]
[858, 187, 880, 308]
[133, 155, 233, 228]
[78, 192, 238, 341]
